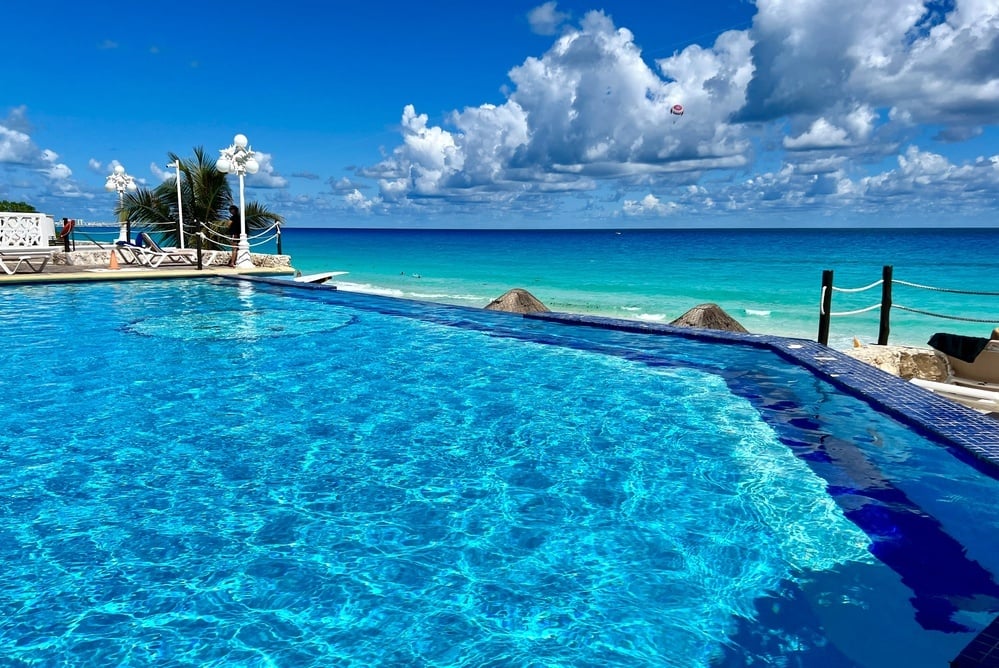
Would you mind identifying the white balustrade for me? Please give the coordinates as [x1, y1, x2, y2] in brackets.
[0, 212, 56, 248]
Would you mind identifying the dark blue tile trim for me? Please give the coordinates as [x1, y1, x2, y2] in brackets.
[952, 614, 999, 668]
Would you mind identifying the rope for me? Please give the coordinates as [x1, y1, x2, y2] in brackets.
[831, 279, 883, 293]
[200, 226, 236, 246]
[831, 303, 883, 317]
[251, 221, 282, 237]
[247, 233, 279, 249]
[893, 279, 999, 297]
[199, 224, 279, 250]
[200, 223, 279, 244]
[893, 304, 999, 324]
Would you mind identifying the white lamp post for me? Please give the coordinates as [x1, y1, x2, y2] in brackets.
[104, 164, 137, 243]
[216, 133, 260, 268]
[167, 161, 185, 249]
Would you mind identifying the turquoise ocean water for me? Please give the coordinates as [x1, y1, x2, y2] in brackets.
[277, 228, 999, 351]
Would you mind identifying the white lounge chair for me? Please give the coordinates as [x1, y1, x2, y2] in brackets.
[0, 247, 56, 274]
[117, 233, 197, 268]
[910, 377, 999, 414]
[928, 330, 999, 385]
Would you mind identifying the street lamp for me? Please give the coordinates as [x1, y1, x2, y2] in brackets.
[104, 164, 137, 243]
[166, 161, 185, 249]
[216, 133, 259, 268]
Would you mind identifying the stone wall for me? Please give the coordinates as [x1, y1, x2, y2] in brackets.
[843, 344, 951, 381]
[56, 248, 291, 268]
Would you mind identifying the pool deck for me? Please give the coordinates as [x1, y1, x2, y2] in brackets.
[0, 262, 296, 285]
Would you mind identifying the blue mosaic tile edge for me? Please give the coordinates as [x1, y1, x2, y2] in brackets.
[525, 311, 999, 477]
[951, 613, 999, 668]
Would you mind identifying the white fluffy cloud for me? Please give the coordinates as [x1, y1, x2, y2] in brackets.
[365, 9, 754, 205]
[345, 188, 376, 213]
[743, 0, 999, 130]
[6, 0, 999, 225]
[246, 152, 287, 189]
[358, 0, 999, 224]
[0, 106, 38, 164]
[0, 125, 34, 164]
[623, 193, 681, 216]
[528, 1, 570, 35]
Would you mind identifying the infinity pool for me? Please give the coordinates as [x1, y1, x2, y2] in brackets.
[1, 278, 997, 667]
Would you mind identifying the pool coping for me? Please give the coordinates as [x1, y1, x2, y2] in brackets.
[0, 264, 295, 285]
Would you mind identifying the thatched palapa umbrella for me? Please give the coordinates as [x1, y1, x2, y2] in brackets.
[670, 303, 748, 333]
[485, 289, 550, 314]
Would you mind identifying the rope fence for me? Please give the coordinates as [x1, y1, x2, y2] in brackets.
[135, 219, 283, 255]
[817, 265, 999, 346]
[63, 217, 284, 261]
[198, 221, 282, 249]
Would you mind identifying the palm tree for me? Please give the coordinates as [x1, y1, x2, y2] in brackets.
[119, 146, 283, 250]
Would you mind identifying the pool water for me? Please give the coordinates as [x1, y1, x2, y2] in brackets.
[1, 279, 997, 667]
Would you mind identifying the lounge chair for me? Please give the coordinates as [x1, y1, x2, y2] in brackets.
[910, 377, 999, 414]
[117, 233, 197, 268]
[928, 330, 999, 387]
[0, 247, 56, 274]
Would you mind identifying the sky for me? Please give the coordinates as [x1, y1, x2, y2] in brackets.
[2, 0, 999, 229]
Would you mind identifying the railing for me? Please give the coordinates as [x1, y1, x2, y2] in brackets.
[69, 228, 120, 252]
[197, 220, 284, 255]
[0, 212, 56, 247]
[817, 265, 999, 345]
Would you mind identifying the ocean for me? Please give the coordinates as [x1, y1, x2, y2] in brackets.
[275, 228, 999, 351]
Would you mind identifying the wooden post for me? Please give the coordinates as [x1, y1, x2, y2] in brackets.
[276, 224, 282, 256]
[878, 265, 893, 345]
[818, 269, 833, 346]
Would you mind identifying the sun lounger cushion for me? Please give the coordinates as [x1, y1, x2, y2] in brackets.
[928, 332, 990, 363]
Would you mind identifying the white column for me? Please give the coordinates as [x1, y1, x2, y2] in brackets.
[236, 172, 251, 267]
[171, 161, 186, 249]
[116, 192, 127, 243]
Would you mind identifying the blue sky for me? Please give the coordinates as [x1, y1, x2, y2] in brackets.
[3, 0, 998, 228]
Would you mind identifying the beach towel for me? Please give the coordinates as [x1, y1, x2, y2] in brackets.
[927, 332, 990, 363]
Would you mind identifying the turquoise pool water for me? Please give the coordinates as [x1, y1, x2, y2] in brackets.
[1, 279, 997, 667]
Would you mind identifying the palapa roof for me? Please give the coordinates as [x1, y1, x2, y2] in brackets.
[484, 288, 550, 314]
[669, 303, 748, 333]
